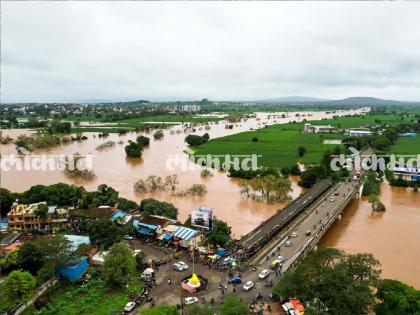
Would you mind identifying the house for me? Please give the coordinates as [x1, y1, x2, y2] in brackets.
[391, 166, 420, 182]
[7, 202, 70, 232]
[157, 224, 179, 242]
[347, 129, 373, 137]
[133, 220, 158, 236]
[133, 215, 176, 236]
[303, 123, 336, 134]
[57, 256, 89, 281]
[173, 226, 203, 248]
[68, 206, 116, 231]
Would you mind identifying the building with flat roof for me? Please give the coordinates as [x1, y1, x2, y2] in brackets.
[347, 129, 373, 137]
[7, 202, 69, 232]
[303, 123, 336, 134]
[391, 166, 420, 182]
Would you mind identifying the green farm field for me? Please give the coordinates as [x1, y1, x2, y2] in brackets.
[193, 114, 416, 168]
[194, 123, 343, 168]
[390, 136, 420, 156]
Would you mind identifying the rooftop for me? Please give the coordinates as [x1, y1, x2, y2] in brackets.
[69, 206, 116, 219]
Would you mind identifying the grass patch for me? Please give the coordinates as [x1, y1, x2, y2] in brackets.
[24, 270, 143, 315]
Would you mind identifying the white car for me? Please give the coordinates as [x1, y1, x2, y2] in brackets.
[258, 269, 269, 279]
[124, 301, 136, 312]
[291, 232, 298, 238]
[285, 240, 293, 247]
[184, 297, 199, 305]
[242, 281, 254, 291]
[353, 175, 358, 180]
[277, 256, 284, 263]
[173, 263, 184, 272]
[177, 261, 189, 270]
[329, 197, 335, 202]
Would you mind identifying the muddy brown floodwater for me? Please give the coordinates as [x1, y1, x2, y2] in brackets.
[321, 182, 420, 288]
[3, 108, 419, 287]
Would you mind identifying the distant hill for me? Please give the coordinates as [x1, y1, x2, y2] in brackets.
[255, 96, 331, 104]
[322, 97, 420, 106]
[254, 96, 420, 106]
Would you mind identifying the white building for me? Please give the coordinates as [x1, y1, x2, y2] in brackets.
[303, 123, 336, 134]
[347, 129, 373, 137]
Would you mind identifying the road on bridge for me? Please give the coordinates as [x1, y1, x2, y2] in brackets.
[236, 176, 362, 300]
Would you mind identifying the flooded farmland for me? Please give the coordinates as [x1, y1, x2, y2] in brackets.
[2, 108, 420, 287]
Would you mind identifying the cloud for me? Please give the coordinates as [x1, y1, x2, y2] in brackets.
[1, 2, 420, 102]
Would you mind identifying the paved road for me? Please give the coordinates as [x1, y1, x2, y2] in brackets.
[241, 180, 331, 250]
[234, 177, 362, 301]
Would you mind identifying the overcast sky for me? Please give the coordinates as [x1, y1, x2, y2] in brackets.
[1, 2, 420, 103]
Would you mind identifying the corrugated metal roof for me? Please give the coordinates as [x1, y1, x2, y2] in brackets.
[173, 227, 198, 241]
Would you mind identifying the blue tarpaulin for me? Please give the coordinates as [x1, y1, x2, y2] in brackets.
[162, 234, 173, 240]
[133, 220, 158, 230]
[110, 210, 126, 222]
[58, 256, 88, 281]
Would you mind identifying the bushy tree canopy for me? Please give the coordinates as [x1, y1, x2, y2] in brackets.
[274, 247, 381, 315]
[139, 198, 178, 219]
[103, 243, 136, 287]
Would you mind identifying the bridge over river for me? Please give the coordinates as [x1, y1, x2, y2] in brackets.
[240, 172, 364, 269]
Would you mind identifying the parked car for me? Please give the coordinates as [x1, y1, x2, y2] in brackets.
[306, 230, 311, 236]
[124, 301, 136, 312]
[329, 197, 335, 202]
[184, 297, 199, 305]
[124, 235, 134, 240]
[277, 256, 284, 263]
[291, 232, 298, 238]
[285, 240, 293, 247]
[353, 175, 358, 181]
[243, 281, 254, 291]
[258, 269, 269, 279]
[228, 275, 242, 284]
[173, 263, 184, 272]
[177, 261, 189, 270]
[334, 191, 339, 196]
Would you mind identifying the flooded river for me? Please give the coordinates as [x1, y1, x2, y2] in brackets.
[2, 108, 419, 287]
[321, 182, 420, 288]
